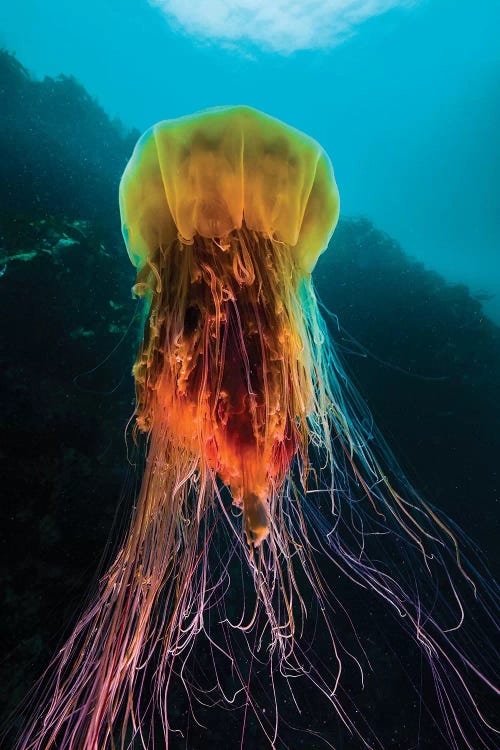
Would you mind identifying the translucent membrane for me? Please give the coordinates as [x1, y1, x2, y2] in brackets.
[119, 105, 340, 274]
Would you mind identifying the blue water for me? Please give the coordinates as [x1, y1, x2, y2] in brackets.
[1, 5, 499, 749]
[1, 0, 498, 321]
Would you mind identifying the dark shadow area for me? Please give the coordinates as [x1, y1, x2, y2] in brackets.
[1, 50, 498, 749]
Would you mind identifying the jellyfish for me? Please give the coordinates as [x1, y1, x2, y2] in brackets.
[16, 106, 498, 750]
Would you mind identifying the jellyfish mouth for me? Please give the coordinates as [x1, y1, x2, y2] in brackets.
[194, 197, 235, 239]
[134, 225, 309, 544]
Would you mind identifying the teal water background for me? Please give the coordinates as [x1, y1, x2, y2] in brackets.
[1, 5, 499, 748]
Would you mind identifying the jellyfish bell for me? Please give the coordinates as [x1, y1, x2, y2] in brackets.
[119, 105, 338, 271]
[119, 105, 340, 546]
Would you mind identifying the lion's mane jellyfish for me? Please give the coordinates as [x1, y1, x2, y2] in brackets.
[120, 105, 339, 549]
[18, 107, 498, 749]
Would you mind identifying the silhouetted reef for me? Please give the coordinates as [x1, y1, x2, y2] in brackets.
[0, 49, 139, 248]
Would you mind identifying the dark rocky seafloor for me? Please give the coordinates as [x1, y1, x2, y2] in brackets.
[0, 50, 498, 749]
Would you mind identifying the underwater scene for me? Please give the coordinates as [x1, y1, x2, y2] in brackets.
[0, 2, 498, 749]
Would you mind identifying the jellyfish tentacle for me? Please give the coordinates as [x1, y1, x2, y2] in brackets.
[16, 106, 498, 750]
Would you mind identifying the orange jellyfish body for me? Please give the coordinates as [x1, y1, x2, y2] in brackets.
[119, 105, 340, 544]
